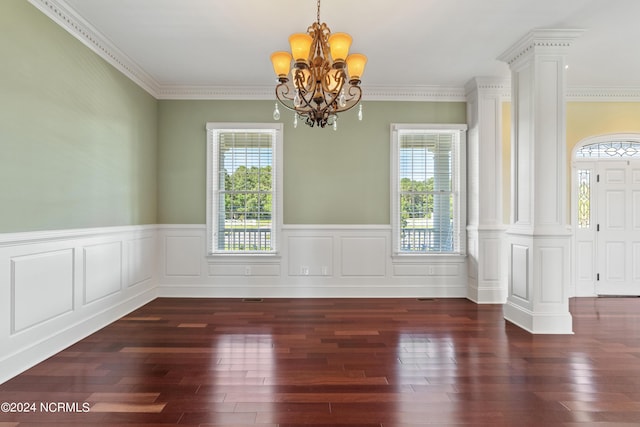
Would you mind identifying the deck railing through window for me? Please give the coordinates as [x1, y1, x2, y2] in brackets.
[222, 228, 272, 251]
[401, 227, 453, 252]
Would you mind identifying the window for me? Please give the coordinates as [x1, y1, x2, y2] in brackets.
[577, 169, 591, 229]
[576, 141, 640, 158]
[206, 123, 282, 255]
[391, 124, 466, 254]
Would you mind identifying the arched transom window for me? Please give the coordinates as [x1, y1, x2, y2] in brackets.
[576, 141, 640, 158]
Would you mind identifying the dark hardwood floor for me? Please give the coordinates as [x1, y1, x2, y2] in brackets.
[1, 297, 640, 426]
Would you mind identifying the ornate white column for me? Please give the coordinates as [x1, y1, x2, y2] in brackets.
[498, 29, 583, 334]
[465, 77, 509, 303]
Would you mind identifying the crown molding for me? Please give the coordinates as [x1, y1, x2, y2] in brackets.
[156, 85, 468, 101]
[464, 77, 511, 99]
[156, 85, 275, 100]
[363, 86, 467, 102]
[156, 85, 470, 102]
[26, 4, 640, 103]
[27, 0, 161, 96]
[566, 87, 640, 102]
[498, 29, 585, 68]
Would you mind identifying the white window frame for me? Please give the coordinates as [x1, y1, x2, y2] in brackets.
[206, 122, 283, 256]
[390, 123, 467, 256]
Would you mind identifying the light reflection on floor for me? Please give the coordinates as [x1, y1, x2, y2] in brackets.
[215, 333, 275, 424]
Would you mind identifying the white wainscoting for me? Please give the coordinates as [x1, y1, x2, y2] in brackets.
[466, 226, 508, 303]
[1, 223, 468, 383]
[0, 225, 157, 384]
[157, 225, 468, 298]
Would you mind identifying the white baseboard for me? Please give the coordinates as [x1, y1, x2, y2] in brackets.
[467, 282, 507, 304]
[157, 283, 468, 299]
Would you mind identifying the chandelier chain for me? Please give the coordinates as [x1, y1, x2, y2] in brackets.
[317, 0, 321, 24]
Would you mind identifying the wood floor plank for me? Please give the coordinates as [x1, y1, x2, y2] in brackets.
[89, 402, 166, 413]
[2, 297, 640, 425]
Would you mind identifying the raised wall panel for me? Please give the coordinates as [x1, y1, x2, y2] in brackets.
[478, 96, 499, 224]
[576, 241, 594, 281]
[208, 263, 280, 276]
[127, 237, 154, 287]
[480, 238, 501, 281]
[11, 249, 74, 333]
[341, 237, 386, 277]
[537, 60, 561, 226]
[393, 264, 428, 276]
[467, 233, 478, 280]
[165, 236, 202, 276]
[393, 263, 460, 277]
[515, 67, 532, 225]
[511, 245, 529, 300]
[84, 242, 122, 304]
[288, 236, 332, 276]
[540, 247, 563, 303]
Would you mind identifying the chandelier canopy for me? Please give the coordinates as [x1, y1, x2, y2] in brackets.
[270, 0, 367, 129]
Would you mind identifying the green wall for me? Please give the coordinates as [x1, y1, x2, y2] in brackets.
[0, 0, 158, 232]
[157, 100, 465, 224]
[2, 1, 466, 231]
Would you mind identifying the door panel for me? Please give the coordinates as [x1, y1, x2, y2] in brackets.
[596, 161, 640, 295]
[604, 190, 625, 229]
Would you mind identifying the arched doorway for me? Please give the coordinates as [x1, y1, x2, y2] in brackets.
[572, 134, 640, 296]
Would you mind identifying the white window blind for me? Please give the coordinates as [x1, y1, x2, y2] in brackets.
[207, 124, 282, 255]
[392, 125, 465, 254]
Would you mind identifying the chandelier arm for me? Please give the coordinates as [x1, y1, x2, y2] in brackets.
[274, 98, 301, 114]
[320, 68, 346, 95]
[321, 90, 341, 112]
[296, 88, 319, 111]
[275, 83, 305, 114]
[317, 73, 344, 109]
[332, 85, 363, 113]
[275, 82, 295, 101]
[275, 84, 320, 119]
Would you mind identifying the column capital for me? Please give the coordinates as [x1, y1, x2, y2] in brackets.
[498, 29, 584, 69]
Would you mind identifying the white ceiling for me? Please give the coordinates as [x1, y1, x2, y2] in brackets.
[35, 0, 640, 98]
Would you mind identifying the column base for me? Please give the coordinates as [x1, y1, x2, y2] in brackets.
[467, 226, 507, 304]
[468, 282, 507, 304]
[504, 299, 573, 334]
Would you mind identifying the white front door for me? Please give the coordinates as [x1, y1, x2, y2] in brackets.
[596, 161, 640, 295]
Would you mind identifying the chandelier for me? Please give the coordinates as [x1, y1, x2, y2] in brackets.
[270, 0, 367, 129]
